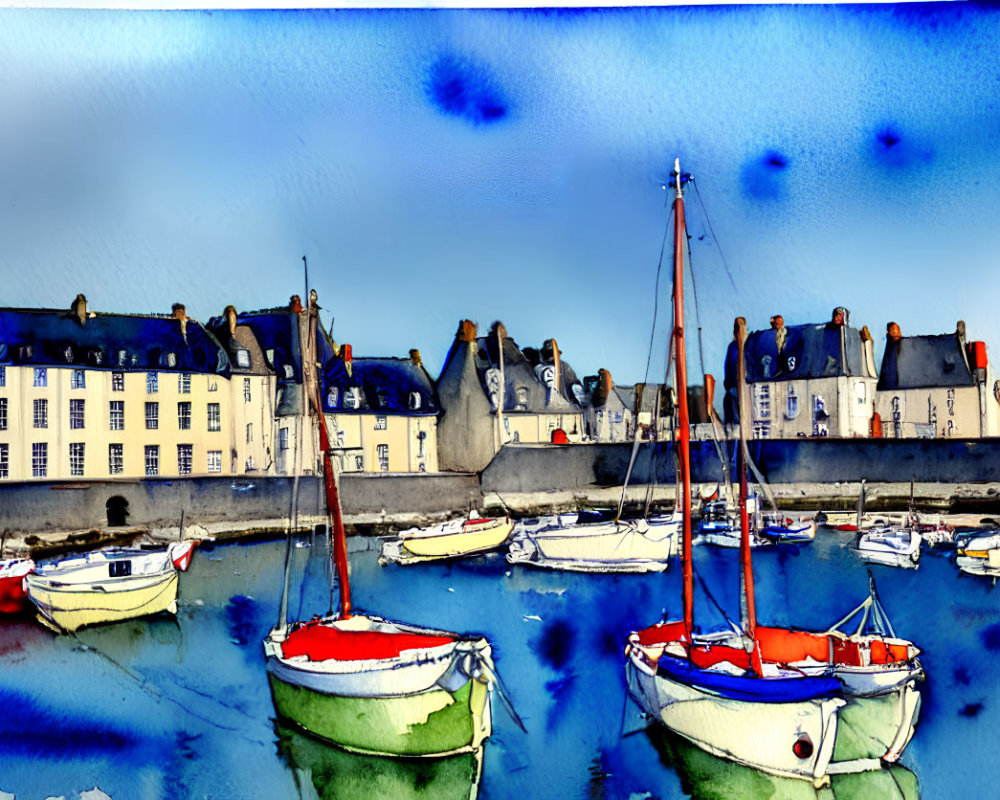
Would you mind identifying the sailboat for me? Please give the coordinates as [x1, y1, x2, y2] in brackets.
[378, 513, 515, 566]
[263, 291, 516, 758]
[624, 161, 921, 784]
[0, 557, 35, 614]
[24, 541, 197, 633]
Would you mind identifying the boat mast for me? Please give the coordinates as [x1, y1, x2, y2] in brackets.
[305, 292, 353, 618]
[672, 159, 694, 634]
[734, 317, 758, 642]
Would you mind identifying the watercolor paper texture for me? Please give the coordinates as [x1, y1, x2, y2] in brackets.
[2, 4, 1000, 800]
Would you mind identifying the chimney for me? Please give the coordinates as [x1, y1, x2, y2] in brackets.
[289, 295, 303, 313]
[545, 338, 561, 396]
[957, 320, 967, 347]
[71, 293, 88, 326]
[172, 302, 188, 342]
[223, 304, 238, 336]
[592, 368, 613, 407]
[342, 343, 353, 377]
[409, 348, 422, 367]
[457, 320, 477, 342]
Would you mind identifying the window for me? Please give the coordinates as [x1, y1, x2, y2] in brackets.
[235, 349, 250, 368]
[246, 423, 253, 443]
[279, 427, 289, 450]
[32, 442, 47, 477]
[178, 373, 192, 394]
[785, 387, 799, 420]
[0, 366, 5, 386]
[165, 352, 177, 368]
[33, 398, 48, 429]
[0, 444, 7, 479]
[178, 402, 191, 430]
[207, 450, 222, 473]
[854, 380, 867, 406]
[207, 403, 221, 431]
[377, 444, 389, 472]
[177, 444, 193, 475]
[145, 402, 159, 430]
[326, 386, 339, 408]
[109, 444, 123, 475]
[116, 349, 127, 367]
[208, 379, 218, 392]
[112, 372, 125, 391]
[754, 384, 771, 419]
[243, 378, 251, 403]
[33, 367, 47, 387]
[109, 401, 124, 431]
[374, 415, 387, 431]
[0, 398, 6, 431]
[70, 399, 85, 429]
[146, 371, 159, 393]
[69, 443, 85, 476]
[752, 421, 772, 438]
[145, 445, 159, 476]
[71, 369, 86, 389]
[354, 455, 364, 471]
[409, 392, 422, 411]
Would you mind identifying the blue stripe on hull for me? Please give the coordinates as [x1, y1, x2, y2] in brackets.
[657, 655, 842, 703]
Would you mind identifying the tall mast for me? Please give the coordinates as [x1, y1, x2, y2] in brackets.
[672, 159, 694, 635]
[305, 290, 353, 617]
[735, 317, 758, 641]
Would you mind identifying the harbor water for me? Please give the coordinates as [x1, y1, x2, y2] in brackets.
[1, 525, 996, 799]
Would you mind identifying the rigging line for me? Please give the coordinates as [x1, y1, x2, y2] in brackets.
[694, 567, 738, 631]
[643, 192, 673, 387]
[690, 177, 738, 292]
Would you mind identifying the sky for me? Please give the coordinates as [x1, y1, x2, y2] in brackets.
[1, 4, 999, 388]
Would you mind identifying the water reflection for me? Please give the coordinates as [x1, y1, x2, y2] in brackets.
[646, 727, 919, 800]
[274, 722, 481, 800]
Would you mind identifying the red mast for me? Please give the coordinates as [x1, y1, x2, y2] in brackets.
[735, 317, 758, 647]
[672, 159, 694, 635]
[306, 297, 353, 618]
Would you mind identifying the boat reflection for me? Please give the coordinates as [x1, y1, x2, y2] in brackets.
[646, 727, 919, 799]
[273, 721, 482, 800]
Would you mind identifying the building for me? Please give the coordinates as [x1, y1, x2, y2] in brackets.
[724, 308, 879, 438]
[0, 296, 237, 481]
[437, 320, 586, 472]
[205, 304, 278, 473]
[321, 346, 439, 473]
[874, 321, 997, 438]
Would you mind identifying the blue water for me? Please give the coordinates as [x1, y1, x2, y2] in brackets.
[0, 528, 995, 799]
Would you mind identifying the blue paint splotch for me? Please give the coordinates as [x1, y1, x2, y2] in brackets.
[979, 622, 1000, 651]
[0, 688, 137, 759]
[225, 595, 259, 647]
[739, 150, 789, 201]
[424, 53, 509, 125]
[959, 701, 984, 718]
[869, 122, 934, 172]
[537, 618, 576, 670]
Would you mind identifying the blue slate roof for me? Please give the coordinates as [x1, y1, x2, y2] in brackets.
[726, 322, 869, 386]
[0, 307, 229, 375]
[878, 334, 974, 390]
[322, 357, 438, 415]
[218, 308, 337, 383]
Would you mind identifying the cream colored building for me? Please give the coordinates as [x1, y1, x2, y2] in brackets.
[873, 323, 999, 438]
[322, 348, 439, 473]
[724, 312, 879, 439]
[0, 299, 259, 481]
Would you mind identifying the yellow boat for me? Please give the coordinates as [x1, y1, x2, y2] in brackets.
[379, 516, 514, 565]
[25, 542, 195, 632]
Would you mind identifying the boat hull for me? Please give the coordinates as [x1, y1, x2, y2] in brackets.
[831, 683, 921, 765]
[625, 651, 844, 786]
[25, 570, 178, 632]
[381, 518, 513, 563]
[506, 519, 676, 573]
[0, 559, 34, 614]
[267, 666, 491, 757]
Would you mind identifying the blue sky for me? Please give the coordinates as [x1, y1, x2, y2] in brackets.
[1, 5, 998, 387]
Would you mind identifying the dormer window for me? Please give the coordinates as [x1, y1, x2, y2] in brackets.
[327, 387, 340, 409]
[63, 346, 74, 363]
[117, 349, 127, 366]
[235, 349, 251, 369]
[165, 352, 177, 368]
[376, 388, 388, 408]
[343, 387, 360, 409]
[283, 364, 294, 379]
[515, 386, 528, 411]
[265, 348, 275, 366]
[19, 345, 33, 360]
[408, 392, 422, 411]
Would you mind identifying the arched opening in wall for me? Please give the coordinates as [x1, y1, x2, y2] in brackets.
[107, 496, 130, 527]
